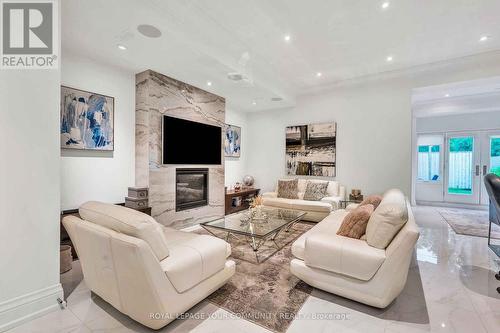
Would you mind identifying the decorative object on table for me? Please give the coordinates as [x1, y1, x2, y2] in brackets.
[225, 187, 260, 215]
[224, 124, 241, 157]
[249, 195, 267, 222]
[349, 189, 364, 202]
[242, 174, 255, 187]
[483, 173, 500, 293]
[285, 122, 336, 176]
[125, 186, 150, 212]
[60, 86, 114, 150]
[233, 182, 242, 192]
[60, 245, 73, 273]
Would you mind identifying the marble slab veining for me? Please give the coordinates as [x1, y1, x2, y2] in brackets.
[135, 70, 225, 229]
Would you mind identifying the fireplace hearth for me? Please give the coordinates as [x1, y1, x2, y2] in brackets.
[176, 168, 209, 212]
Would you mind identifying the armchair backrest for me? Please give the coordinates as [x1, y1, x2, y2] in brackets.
[484, 173, 500, 225]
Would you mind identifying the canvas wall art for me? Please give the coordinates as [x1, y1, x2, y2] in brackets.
[224, 124, 241, 157]
[285, 122, 336, 177]
[60, 86, 114, 150]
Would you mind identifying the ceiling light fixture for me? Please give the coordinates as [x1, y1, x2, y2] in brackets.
[137, 24, 162, 38]
[206, 81, 212, 87]
[479, 35, 490, 42]
[444, 93, 450, 97]
[316, 72, 322, 77]
[386, 55, 393, 62]
[117, 44, 127, 50]
[381, 2, 390, 9]
[252, 101, 257, 105]
[284, 34, 291, 42]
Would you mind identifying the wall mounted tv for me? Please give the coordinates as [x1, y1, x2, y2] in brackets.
[162, 115, 222, 165]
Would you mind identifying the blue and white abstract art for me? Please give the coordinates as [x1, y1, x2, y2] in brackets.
[60, 86, 114, 150]
[224, 124, 241, 158]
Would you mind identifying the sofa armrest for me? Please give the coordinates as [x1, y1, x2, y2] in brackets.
[304, 233, 386, 281]
[320, 196, 342, 210]
[339, 185, 346, 200]
[262, 192, 277, 198]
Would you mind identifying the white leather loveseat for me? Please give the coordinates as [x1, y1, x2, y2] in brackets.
[262, 179, 345, 222]
[63, 201, 235, 329]
[290, 189, 419, 308]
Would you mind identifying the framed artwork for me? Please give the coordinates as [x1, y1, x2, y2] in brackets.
[224, 124, 241, 158]
[60, 86, 114, 150]
[285, 122, 336, 177]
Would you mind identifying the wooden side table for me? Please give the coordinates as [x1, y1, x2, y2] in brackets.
[225, 188, 260, 215]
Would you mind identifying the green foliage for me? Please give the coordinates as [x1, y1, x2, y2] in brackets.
[491, 138, 500, 157]
[449, 137, 473, 152]
[491, 166, 500, 177]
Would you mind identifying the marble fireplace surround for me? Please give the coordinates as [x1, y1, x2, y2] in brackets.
[135, 70, 225, 229]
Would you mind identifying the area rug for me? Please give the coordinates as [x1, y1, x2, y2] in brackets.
[437, 208, 500, 238]
[197, 222, 314, 333]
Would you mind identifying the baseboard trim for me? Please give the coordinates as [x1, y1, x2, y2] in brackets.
[0, 284, 64, 332]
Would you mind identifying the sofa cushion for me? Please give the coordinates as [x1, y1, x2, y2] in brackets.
[359, 195, 383, 209]
[337, 204, 374, 239]
[366, 189, 408, 249]
[326, 181, 340, 197]
[292, 209, 347, 260]
[277, 179, 299, 199]
[262, 197, 295, 210]
[290, 199, 332, 213]
[159, 234, 228, 293]
[303, 181, 329, 201]
[79, 201, 169, 260]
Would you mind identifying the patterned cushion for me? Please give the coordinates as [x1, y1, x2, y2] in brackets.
[303, 181, 329, 201]
[359, 195, 383, 209]
[337, 204, 375, 239]
[277, 179, 299, 199]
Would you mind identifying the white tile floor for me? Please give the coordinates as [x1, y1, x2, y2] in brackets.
[7, 206, 500, 333]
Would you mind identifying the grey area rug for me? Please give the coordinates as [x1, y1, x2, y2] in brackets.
[197, 222, 314, 333]
[437, 208, 500, 238]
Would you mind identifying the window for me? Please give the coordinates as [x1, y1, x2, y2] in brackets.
[418, 145, 440, 181]
[491, 137, 500, 177]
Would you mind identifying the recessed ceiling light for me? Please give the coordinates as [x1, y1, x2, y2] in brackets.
[252, 101, 257, 105]
[117, 44, 127, 50]
[386, 55, 393, 62]
[284, 35, 291, 42]
[316, 72, 322, 77]
[271, 97, 283, 102]
[479, 35, 490, 42]
[206, 81, 212, 86]
[137, 24, 162, 38]
[381, 2, 390, 9]
[444, 93, 450, 97]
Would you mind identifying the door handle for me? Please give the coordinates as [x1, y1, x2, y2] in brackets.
[475, 165, 480, 176]
[483, 165, 487, 176]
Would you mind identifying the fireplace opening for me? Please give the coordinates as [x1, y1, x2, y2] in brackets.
[176, 168, 209, 212]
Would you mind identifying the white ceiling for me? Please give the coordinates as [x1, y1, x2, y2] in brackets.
[62, 0, 500, 112]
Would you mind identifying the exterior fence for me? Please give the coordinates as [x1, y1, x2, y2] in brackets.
[448, 152, 472, 190]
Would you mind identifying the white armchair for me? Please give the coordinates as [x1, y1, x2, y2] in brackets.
[63, 201, 235, 329]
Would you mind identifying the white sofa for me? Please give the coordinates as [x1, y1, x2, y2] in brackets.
[262, 179, 345, 222]
[62, 201, 235, 329]
[290, 189, 419, 308]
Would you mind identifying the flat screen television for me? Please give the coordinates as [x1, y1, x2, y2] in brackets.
[162, 115, 221, 165]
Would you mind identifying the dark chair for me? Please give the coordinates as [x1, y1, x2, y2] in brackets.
[483, 173, 500, 293]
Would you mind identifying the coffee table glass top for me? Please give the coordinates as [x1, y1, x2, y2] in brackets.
[201, 207, 306, 238]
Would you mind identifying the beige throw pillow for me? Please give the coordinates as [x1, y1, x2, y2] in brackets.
[277, 179, 299, 199]
[366, 189, 408, 249]
[337, 204, 375, 239]
[359, 195, 383, 209]
[303, 181, 328, 201]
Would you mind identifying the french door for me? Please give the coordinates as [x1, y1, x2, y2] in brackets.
[444, 131, 500, 205]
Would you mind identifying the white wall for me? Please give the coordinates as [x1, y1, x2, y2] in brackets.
[246, 52, 500, 197]
[61, 53, 135, 210]
[0, 68, 62, 329]
[416, 110, 500, 133]
[224, 108, 247, 188]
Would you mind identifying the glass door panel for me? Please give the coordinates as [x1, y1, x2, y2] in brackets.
[445, 133, 480, 204]
[480, 133, 500, 205]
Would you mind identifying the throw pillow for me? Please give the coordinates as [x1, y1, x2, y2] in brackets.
[337, 204, 375, 239]
[277, 179, 299, 199]
[359, 194, 383, 209]
[303, 181, 328, 201]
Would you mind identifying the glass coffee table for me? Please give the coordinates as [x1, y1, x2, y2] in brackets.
[201, 207, 306, 263]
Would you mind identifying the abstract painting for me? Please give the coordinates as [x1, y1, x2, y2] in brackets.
[60, 86, 114, 150]
[286, 122, 336, 177]
[224, 124, 241, 157]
